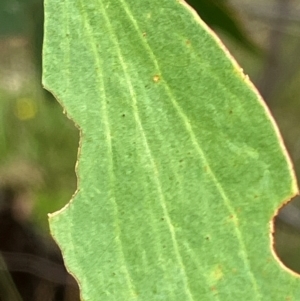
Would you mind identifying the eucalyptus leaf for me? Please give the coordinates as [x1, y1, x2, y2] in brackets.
[43, 0, 299, 300]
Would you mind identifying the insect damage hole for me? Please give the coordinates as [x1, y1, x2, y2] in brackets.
[272, 195, 300, 275]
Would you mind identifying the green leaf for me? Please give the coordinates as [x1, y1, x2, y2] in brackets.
[43, 0, 299, 300]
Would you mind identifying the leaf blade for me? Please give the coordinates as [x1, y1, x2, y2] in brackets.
[44, 0, 299, 300]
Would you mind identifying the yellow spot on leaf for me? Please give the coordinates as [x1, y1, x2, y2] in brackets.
[210, 265, 223, 282]
[153, 75, 160, 83]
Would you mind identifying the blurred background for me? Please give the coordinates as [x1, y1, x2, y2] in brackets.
[0, 0, 300, 299]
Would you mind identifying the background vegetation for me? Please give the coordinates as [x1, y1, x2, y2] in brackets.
[0, 0, 300, 299]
